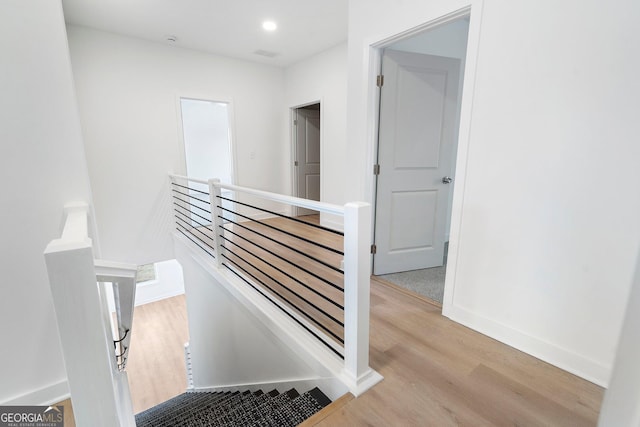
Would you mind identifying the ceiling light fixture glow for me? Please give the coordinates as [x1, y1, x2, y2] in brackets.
[262, 21, 277, 32]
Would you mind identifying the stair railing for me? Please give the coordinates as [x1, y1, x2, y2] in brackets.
[95, 260, 137, 371]
[44, 202, 136, 426]
[169, 174, 383, 395]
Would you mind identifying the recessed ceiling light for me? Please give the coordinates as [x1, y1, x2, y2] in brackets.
[166, 35, 177, 43]
[262, 21, 277, 32]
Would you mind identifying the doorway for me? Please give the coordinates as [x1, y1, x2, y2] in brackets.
[178, 97, 235, 224]
[373, 17, 470, 305]
[179, 97, 234, 184]
[292, 103, 321, 218]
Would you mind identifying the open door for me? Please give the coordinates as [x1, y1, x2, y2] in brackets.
[293, 104, 321, 216]
[373, 50, 460, 275]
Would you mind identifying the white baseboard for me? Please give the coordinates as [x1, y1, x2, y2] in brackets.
[444, 304, 611, 387]
[1, 380, 69, 406]
[319, 213, 344, 232]
[136, 287, 185, 306]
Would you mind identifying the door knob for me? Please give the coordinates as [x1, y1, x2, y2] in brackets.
[442, 176, 453, 184]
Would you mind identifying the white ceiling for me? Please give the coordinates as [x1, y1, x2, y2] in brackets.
[62, 0, 348, 67]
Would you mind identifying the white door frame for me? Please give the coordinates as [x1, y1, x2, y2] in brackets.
[290, 100, 322, 217]
[364, 2, 484, 315]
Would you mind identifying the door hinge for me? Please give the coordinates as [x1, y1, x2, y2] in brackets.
[293, 119, 298, 125]
[371, 244, 377, 254]
[373, 164, 380, 175]
[376, 75, 384, 87]
[294, 160, 299, 166]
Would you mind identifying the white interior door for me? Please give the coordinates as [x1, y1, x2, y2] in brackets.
[294, 107, 321, 216]
[374, 50, 460, 275]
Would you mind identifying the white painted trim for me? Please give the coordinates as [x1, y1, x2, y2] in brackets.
[343, 203, 373, 379]
[44, 204, 135, 426]
[351, 1, 481, 314]
[222, 183, 344, 215]
[363, 5, 477, 279]
[170, 174, 345, 215]
[94, 259, 137, 281]
[442, 0, 484, 318]
[169, 174, 208, 185]
[319, 213, 344, 233]
[1, 380, 69, 406]
[290, 107, 298, 214]
[447, 304, 610, 387]
[135, 287, 185, 307]
[241, 211, 290, 222]
[341, 368, 384, 398]
[371, 6, 473, 49]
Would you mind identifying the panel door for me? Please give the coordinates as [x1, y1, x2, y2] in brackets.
[295, 108, 321, 216]
[374, 50, 460, 275]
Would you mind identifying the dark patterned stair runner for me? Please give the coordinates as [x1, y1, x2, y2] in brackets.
[135, 387, 331, 427]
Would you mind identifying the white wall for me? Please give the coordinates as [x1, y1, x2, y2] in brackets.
[174, 238, 335, 390]
[67, 26, 286, 264]
[0, 1, 94, 404]
[284, 43, 348, 229]
[599, 250, 640, 425]
[346, 0, 640, 386]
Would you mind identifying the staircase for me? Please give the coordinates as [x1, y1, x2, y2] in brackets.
[135, 387, 332, 427]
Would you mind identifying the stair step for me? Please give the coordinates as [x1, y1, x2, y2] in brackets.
[246, 388, 331, 427]
[135, 387, 332, 427]
[135, 391, 228, 424]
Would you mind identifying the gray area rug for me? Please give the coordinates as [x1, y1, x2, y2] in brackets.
[378, 266, 446, 304]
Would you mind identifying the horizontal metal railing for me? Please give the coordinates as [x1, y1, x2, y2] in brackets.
[217, 211, 345, 356]
[169, 174, 345, 356]
[169, 174, 378, 394]
[170, 180, 216, 258]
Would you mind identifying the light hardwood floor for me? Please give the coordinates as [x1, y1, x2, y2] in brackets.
[126, 295, 190, 413]
[57, 279, 603, 426]
[59, 214, 604, 425]
[309, 278, 603, 426]
[60, 280, 602, 425]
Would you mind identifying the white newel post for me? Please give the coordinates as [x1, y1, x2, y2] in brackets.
[209, 178, 223, 267]
[44, 203, 135, 426]
[343, 202, 374, 390]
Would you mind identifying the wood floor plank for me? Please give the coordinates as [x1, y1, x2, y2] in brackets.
[126, 295, 189, 413]
[312, 278, 604, 426]
[53, 398, 76, 427]
[298, 393, 354, 426]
